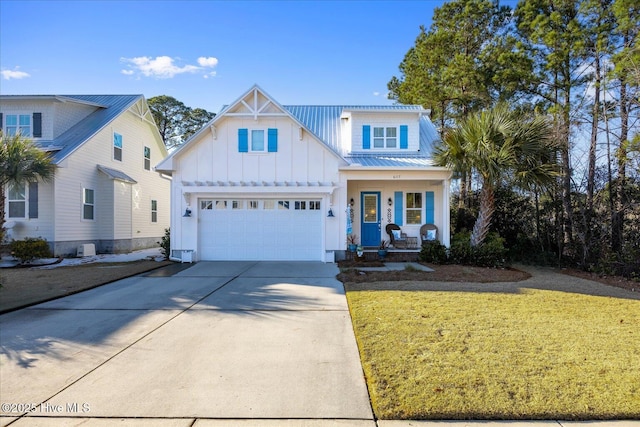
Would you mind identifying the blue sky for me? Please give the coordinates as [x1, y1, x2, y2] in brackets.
[0, 0, 462, 112]
[0, 0, 610, 178]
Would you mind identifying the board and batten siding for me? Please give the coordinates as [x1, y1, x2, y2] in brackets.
[177, 116, 341, 185]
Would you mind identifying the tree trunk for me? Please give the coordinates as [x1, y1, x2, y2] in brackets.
[613, 71, 629, 253]
[583, 46, 601, 267]
[0, 184, 6, 244]
[470, 183, 494, 247]
[560, 89, 574, 254]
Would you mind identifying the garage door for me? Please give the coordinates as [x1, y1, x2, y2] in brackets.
[198, 198, 323, 260]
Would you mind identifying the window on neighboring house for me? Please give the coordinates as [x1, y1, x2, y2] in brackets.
[8, 183, 26, 218]
[373, 127, 397, 148]
[309, 201, 321, 210]
[406, 192, 422, 224]
[5, 114, 31, 137]
[144, 146, 151, 170]
[113, 133, 123, 161]
[248, 200, 259, 209]
[251, 130, 265, 152]
[83, 188, 95, 220]
[151, 200, 158, 222]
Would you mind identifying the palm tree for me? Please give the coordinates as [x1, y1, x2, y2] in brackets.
[0, 132, 56, 241]
[434, 104, 559, 247]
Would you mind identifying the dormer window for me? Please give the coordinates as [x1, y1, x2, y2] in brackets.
[362, 124, 408, 150]
[5, 114, 31, 137]
[373, 127, 397, 148]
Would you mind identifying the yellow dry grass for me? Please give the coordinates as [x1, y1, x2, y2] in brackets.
[346, 284, 640, 420]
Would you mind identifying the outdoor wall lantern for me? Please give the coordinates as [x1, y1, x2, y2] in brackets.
[388, 197, 393, 206]
[327, 208, 335, 217]
[350, 198, 355, 206]
[183, 206, 192, 217]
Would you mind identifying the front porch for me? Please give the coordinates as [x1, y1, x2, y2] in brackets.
[342, 174, 451, 250]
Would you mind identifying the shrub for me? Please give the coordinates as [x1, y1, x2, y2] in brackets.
[449, 232, 508, 268]
[449, 232, 474, 265]
[419, 240, 448, 264]
[158, 228, 170, 260]
[11, 237, 52, 264]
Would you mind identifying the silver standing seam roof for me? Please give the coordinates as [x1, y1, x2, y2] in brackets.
[283, 105, 440, 167]
[15, 94, 143, 164]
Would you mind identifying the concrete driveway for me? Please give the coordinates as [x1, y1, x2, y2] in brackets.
[0, 261, 374, 427]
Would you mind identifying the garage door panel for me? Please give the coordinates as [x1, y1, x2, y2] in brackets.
[198, 198, 322, 261]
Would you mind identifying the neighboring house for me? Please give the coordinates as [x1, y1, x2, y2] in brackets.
[156, 85, 451, 262]
[0, 95, 170, 256]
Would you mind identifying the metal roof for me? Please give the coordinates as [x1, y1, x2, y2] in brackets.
[97, 165, 138, 184]
[284, 105, 441, 166]
[2, 95, 143, 163]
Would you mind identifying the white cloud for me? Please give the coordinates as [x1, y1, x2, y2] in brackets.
[373, 91, 380, 96]
[1, 68, 30, 80]
[198, 57, 219, 68]
[120, 55, 218, 79]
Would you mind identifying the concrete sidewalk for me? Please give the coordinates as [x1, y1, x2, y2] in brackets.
[0, 261, 373, 426]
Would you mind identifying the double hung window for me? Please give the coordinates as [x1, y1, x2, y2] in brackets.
[113, 133, 123, 161]
[5, 114, 31, 137]
[373, 127, 397, 148]
[144, 146, 151, 170]
[406, 193, 422, 225]
[151, 200, 158, 222]
[83, 188, 95, 220]
[8, 183, 26, 218]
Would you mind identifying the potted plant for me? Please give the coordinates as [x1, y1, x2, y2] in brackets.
[378, 240, 389, 259]
[356, 245, 364, 259]
[347, 234, 358, 252]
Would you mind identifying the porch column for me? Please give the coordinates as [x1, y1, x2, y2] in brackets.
[442, 179, 451, 247]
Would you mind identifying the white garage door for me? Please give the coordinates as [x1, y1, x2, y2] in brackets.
[198, 198, 323, 260]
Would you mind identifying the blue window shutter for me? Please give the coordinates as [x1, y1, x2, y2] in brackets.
[238, 128, 248, 152]
[400, 125, 408, 149]
[394, 191, 403, 226]
[28, 182, 38, 219]
[33, 113, 42, 138]
[425, 191, 435, 223]
[0, 113, 3, 131]
[267, 128, 278, 152]
[362, 125, 370, 149]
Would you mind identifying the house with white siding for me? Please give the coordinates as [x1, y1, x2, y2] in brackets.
[1, 95, 170, 256]
[156, 85, 451, 262]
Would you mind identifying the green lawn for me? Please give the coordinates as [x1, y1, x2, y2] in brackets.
[346, 282, 640, 420]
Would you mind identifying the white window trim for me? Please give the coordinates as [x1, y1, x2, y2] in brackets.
[113, 132, 123, 162]
[151, 199, 158, 223]
[144, 146, 151, 170]
[249, 129, 266, 153]
[4, 113, 32, 137]
[405, 192, 423, 225]
[372, 126, 398, 149]
[7, 182, 27, 218]
[82, 188, 95, 221]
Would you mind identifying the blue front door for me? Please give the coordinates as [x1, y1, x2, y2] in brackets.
[361, 192, 380, 247]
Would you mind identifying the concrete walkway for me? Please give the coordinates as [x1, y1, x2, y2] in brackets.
[1, 262, 637, 427]
[0, 261, 373, 426]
